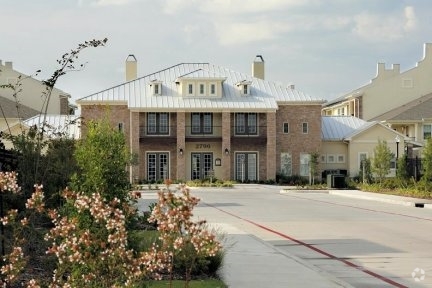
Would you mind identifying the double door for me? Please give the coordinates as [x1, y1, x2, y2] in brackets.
[191, 153, 213, 180]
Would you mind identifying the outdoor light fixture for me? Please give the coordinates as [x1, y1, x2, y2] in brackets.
[395, 135, 400, 159]
[179, 148, 183, 156]
[224, 148, 229, 155]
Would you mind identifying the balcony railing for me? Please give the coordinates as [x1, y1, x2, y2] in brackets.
[139, 125, 268, 138]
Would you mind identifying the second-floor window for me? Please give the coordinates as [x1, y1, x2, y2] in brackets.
[191, 113, 212, 134]
[147, 112, 169, 135]
[423, 124, 431, 140]
[283, 122, 289, 134]
[302, 122, 309, 134]
[235, 113, 257, 135]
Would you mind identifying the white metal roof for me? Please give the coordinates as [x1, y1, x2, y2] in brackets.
[23, 114, 81, 139]
[322, 116, 370, 140]
[77, 63, 325, 111]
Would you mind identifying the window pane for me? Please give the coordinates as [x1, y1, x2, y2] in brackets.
[159, 154, 168, 180]
[248, 113, 257, 134]
[192, 113, 201, 133]
[243, 85, 248, 94]
[300, 153, 310, 176]
[281, 153, 292, 176]
[148, 113, 156, 134]
[302, 122, 308, 133]
[159, 113, 169, 134]
[147, 154, 156, 180]
[200, 84, 204, 94]
[424, 124, 431, 139]
[210, 84, 215, 94]
[203, 113, 212, 133]
[236, 113, 245, 134]
[188, 84, 193, 94]
[247, 153, 257, 180]
[236, 154, 246, 181]
[203, 154, 212, 178]
[283, 123, 289, 133]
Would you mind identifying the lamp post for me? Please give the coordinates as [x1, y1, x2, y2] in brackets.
[395, 135, 400, 159]
[395, 135, 400, 175]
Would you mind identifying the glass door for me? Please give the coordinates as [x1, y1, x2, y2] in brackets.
[191, 153, 213, 180]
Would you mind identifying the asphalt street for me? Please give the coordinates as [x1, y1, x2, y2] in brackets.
[137, 185, 432, 288]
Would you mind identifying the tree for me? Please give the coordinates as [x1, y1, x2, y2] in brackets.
[372, 139, 393, 184]
[396, 153, 409, 187]
[1, 38, 108, 197]
[421, 138, 432, 190]
[359, 157, 373, 184]
[309, 152, 320, 185]
[71, 114, 131, 204]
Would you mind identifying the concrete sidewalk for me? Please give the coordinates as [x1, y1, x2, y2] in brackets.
[216, 223, 354, 288]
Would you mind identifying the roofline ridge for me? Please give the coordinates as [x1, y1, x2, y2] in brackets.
[77, 63, 211, 101]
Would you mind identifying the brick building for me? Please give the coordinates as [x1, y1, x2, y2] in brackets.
[76, 56, 325, 182]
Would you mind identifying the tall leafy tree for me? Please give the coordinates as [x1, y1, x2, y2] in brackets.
[71, 115, 130, 203]
[421, 137, 432, 191]
[396, 153, 409, 187]
[372, 139, 393, 184]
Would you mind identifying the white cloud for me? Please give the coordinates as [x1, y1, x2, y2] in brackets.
[162, 0, 311, 15]
[215, 20, 291, 46]
[404, 6, 417, 31]
[78, 0, 136, 7]
[352, 6, 417, 42]
[199, 0, 309, 15]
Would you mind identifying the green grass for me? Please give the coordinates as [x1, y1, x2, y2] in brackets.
[146, 279, 227, 287]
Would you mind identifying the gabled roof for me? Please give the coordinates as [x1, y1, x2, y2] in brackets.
[322, 116, 371, 140]
[0, 95, 39, 119]
[370, 92, 432, 121]
[77, 63, 325, 111]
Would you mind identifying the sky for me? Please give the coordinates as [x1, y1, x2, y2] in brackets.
[1, 0, 432, 103]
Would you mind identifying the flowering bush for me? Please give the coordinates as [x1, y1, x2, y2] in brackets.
[149, 180, 222, 286]
[0, 175, 223, 287]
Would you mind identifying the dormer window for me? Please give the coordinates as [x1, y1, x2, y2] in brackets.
[150, 80, 162, 95]
[237, 80, 252, 96]
[198, 83, 206, 96]
[210, 83, 216, 95]
[188, 83, 194, 95]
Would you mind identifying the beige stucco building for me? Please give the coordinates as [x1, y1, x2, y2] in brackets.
[0, 60, 72, 134]
[321, 116, 406, 177]
[322, 43, 432, 122]
[77, 56, 325, 182]
[322, 43, 432, 157]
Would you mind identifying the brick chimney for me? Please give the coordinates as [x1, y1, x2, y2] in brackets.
[125, 54, 137, 81]
[252, 55, 264, 80]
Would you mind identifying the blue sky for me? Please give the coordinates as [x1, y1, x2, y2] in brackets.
[1, 0, 431, 102]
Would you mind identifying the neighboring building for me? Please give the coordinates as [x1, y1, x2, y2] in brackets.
[321, 116, 406, 177]
[0, 60, 72, 132]
[77, 56, 325, 182]
[0, 95, 39, 134]
[23, 114, 81, 139]
[322, 43, 432, 122]
[369, 92, 430, 158]
[1, 114, 81, 150]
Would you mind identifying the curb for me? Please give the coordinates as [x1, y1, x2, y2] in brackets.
[280, 189, 432, 209]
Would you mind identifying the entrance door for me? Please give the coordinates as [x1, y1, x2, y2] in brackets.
[191, 153, 213, 180]
[147, 152, 169, 181]
[235, 152, 257, 182]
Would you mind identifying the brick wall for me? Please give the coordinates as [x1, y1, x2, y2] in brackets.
[276, 104, 322, 176]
